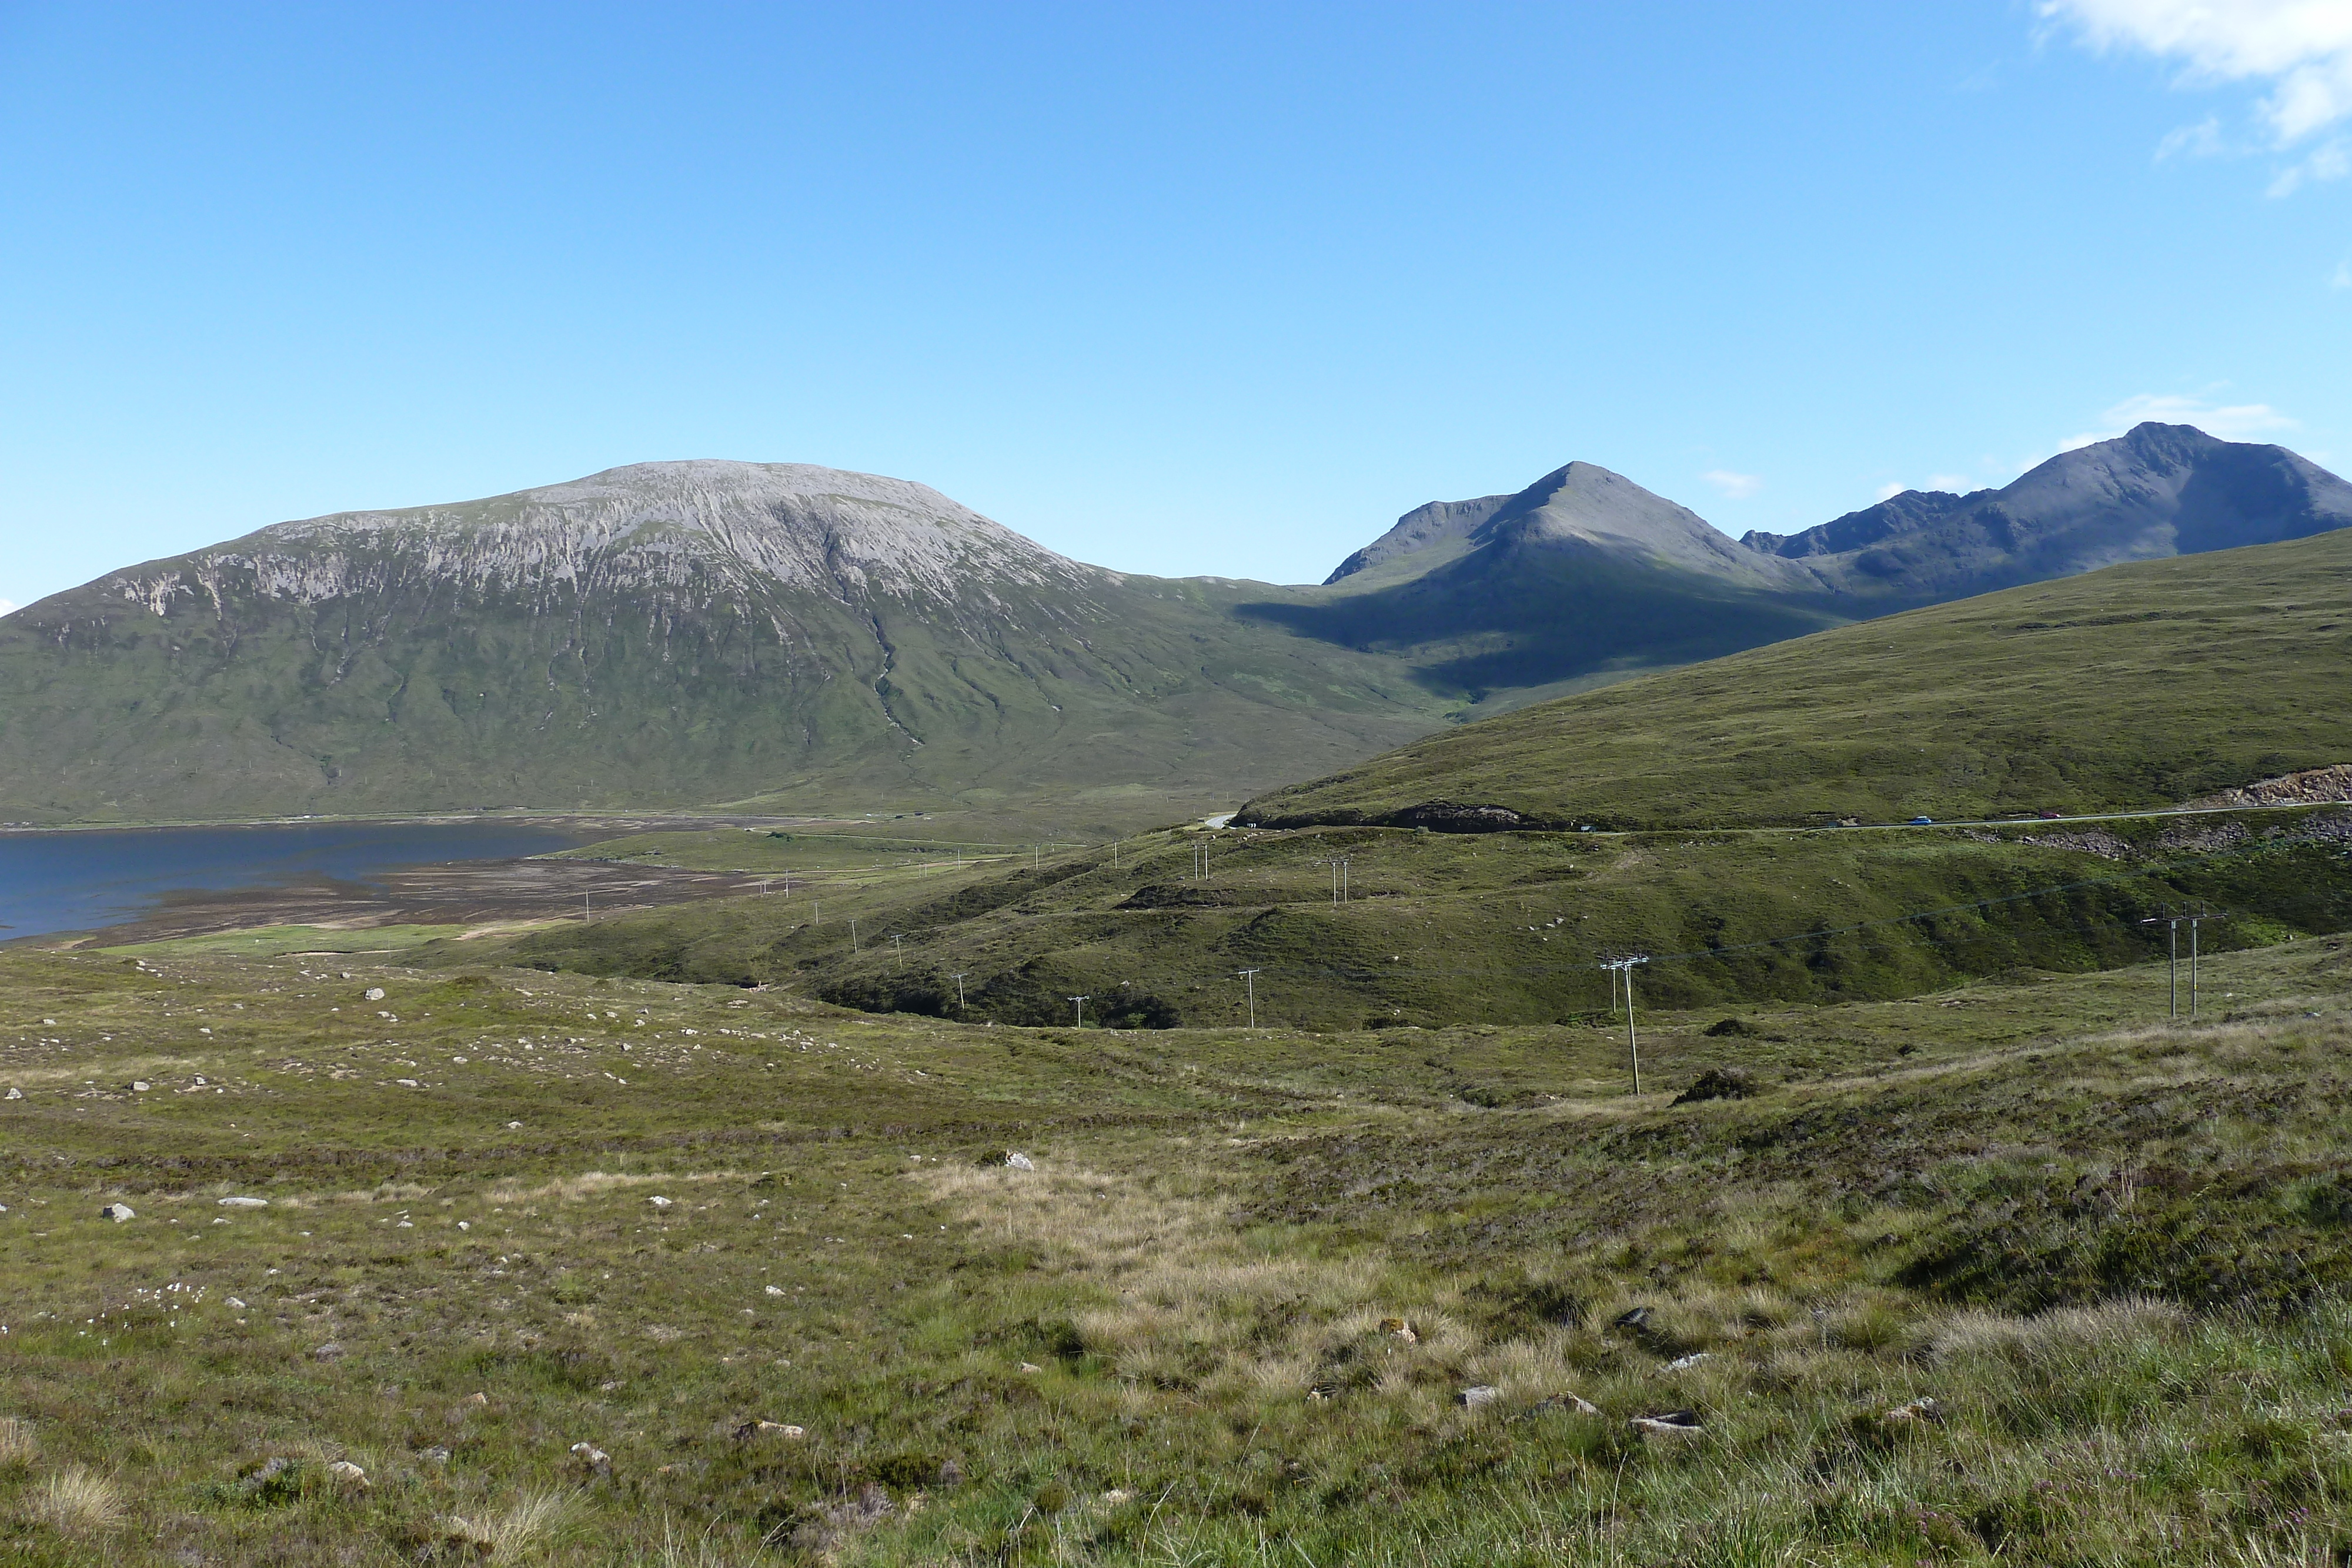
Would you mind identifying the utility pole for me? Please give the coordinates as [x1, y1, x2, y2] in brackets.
[2187, 906, 2225, 1018]
[888, 933, 904, 971]
[2140, 907, 2223, 1019]
[583, 891, 591, 924]
[851, 916, 858, 953]
[1338, 855, 1350, 904]
[1235, 968, 1260, 1028]
[1067, 994, 1089, 1028]
[1602, 957, 1650, 1094]
[950, 972, 967, 1011]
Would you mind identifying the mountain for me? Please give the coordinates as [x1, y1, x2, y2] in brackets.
[0, 462, 1452, 825]
[1256, 424, 2352, 698]
[1243, 461, 1849, 697]
[1238, 524, 2352, 831]
[1740, 422, 2352, 600]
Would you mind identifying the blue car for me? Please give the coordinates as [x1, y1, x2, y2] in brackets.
[1908, 815, 1935, 825]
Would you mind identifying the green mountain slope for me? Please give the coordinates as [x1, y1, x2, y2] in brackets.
[1237, 527, 2352, 830]
[0, 462, 1454, 827]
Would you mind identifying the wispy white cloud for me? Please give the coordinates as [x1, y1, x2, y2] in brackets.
[2333, 256, 2352, 287]
[2268, 133, 2352, 192]
[1702, 469, 1763, 500]
[2059, 390, 2298, 451]
[1926, 473, 1975, 492]
[2155, 113, 2229, 158]
[0, 600, 16, 618]
[1874, 482, 1906, 502]
[2044, 1, 2352, 188]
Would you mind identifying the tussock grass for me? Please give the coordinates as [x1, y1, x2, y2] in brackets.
[24, 1466, 124, 1533]
[11, 934, 2352, 1562]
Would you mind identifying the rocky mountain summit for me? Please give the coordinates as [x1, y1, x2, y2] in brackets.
[1268, 423, 2352, 694]
[1738, 423, 2352, 600]
[0, 464, 1445, 825]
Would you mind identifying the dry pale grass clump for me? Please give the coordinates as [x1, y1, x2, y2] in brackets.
[927, 1161, 1468, 1396]
[0, 1417, 35, 1470]
[25, 1466, 125, 1533]
[1920, 1296, 2189, 1371]
[483, 1169, 736, 1205]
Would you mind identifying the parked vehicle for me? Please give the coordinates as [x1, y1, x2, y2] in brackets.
[1908, 815, 1935, 825]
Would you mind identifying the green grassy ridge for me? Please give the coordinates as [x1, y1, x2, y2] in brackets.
[9, 931, 2352, 1560]
[1237, 527, 2352, 831]
[476, 808, 2352, 1029]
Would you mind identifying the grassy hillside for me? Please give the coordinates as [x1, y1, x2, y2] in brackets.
[0, 559, 1452, 833]
[8, 928, 2352, 1562]
[477, 808, 2352, 1029]
[1237, 529, 2352, 831]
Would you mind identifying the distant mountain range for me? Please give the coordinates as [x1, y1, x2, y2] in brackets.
[1252, 423, 2352, 696]
[1, 423, 2344, 824]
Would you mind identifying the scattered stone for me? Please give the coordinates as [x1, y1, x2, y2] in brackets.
[218, 1196, 268, 1208]
[461, 1392, 488, 1407]
[732, 1419, 799, 1441]
[238, 1456, 298, 1498]
[327, 1460, 368, 1487]
[314, 1342, 344, 1361]
[101, 1203, 135, 1223]
[1102, 1487, 1134, 1505]
[226, 1297, 247, 1309]
[647, 1195, 674, 1209]
[765, 1284, 786, 1296]
[1661, 1352, 1711, 1372]
[1672, 1067, 1758, 1105]
[1529, 1393, 1603, 1417]
[1379, 1316, 1419, 1345]
[570, 1441, 612, 1476]
[416, 1446, 451, 1464]
[364, 988, 386, 1002]
[1610, 1306, 1651, 1330]
[1004, 1151, 1035, 1171]
[395, 1079, 420, 1089]
[1018, 1361, 1044, 1375]
[1456, 1385, 1501, 1409]
[1883, 1396, 1945, 1426]
[1631, 1410, 1705, 1437]
[132, 1081, 152, 1093]
[506, 1121, 523, 1130]
[5, 1088, 21, 1100]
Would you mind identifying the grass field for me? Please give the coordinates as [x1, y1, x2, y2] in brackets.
[9, 929, 2352, 1563]
[1237, 527, 2352, 830]
[485, 807, 2352, 1029]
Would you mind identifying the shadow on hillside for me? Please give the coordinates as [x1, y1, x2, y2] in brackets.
[1235, 549, 1855, 695]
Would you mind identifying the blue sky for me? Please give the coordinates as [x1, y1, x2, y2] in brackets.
[2, 1, 2348, 611]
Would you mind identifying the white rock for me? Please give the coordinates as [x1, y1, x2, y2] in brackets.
[226, 1297, 247, 1309]
[1662, 1352, 1710, 1372]
[218, 1196, 269, 1209]
[101, 1203, 135, 1222]
[457, 1221, 470, 1232]
[506, 1122, 524, 1131]
[132, 1081, 151, 1092]
[1457, 1385, 1501, 1409]
[365, 988, 386, 1001]
[765, 1285, 786, 1296]
[1004, 1151, 1036, 1171]
[648, 1196, 673, 1209]
[4, 1088, 21, 1100]
[328, 1460, 368, 1486]
[395, 1078, 420, 1088]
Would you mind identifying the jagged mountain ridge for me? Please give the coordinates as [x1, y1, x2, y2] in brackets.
[0, 462, 1452, 825]
[1738, 423, 2352, 599]
[1268, 423, 2352, 695]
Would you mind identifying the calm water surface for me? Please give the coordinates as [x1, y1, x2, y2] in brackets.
[0, 821, 595, 939]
